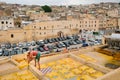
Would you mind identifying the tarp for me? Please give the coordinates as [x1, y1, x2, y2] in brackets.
[110, 33, 120, 39]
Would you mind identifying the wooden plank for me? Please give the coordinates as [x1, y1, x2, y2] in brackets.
[29, 65, 47, 80]
[0, 57, 11, 64]
[0, 61, 19, 76]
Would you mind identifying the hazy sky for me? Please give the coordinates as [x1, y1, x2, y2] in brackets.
[0, 0, 119, 5]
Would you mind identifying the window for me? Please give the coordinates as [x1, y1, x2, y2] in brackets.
[52, 26, 54, 28]
[65, 26, 66, 28]
[24, 32, 26, 34]
[40, 32, 41, 35]
[1, 21, 4, 24]
[39, 27, 41, 30]
[76, 24, 78, 27]
[34, 26, 36, 28]
[6, 21, 8, 24]
[44, 32, 46, 34]
[11, 34, 14, 38]
[44, 27, 46, 29]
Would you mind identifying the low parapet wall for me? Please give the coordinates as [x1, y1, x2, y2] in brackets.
[97, 67, 120, 80]
[0, 57, 46, 80]
[40, 53, 69, 64]
[70, 53, 111, 74]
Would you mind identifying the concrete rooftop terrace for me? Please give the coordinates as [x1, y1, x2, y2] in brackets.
[0, 45, 120, 80]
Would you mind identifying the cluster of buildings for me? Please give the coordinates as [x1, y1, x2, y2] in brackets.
[0, 2, 120, 43]
[103, 30, 120, 50]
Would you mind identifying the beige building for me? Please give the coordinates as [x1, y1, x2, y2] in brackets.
[118, 18, 120, 29]
[107, 9, 119, 17]
[99, 17, 118, 30]
[97, 9, 106, 14]
[23, 20, 79, 40]
[99, 19, 107, 30]
[0, 17, 14, 30]
[0, 20, 79, 43]
[79, 18, 100, 31]
[29, 12, 51, 21]
[106, 18, 118, 29]
[0, 16, 118, 43]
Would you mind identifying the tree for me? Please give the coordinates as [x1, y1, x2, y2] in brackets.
[41, 5, 52, 12]
[93, 32, 99, 35]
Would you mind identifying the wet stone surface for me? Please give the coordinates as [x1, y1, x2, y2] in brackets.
[105, 63, 120, 69]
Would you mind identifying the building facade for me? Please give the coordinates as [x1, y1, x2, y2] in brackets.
[0, 17, 118, 43]
[103, 30, 120, 50]
[118, 18, 120, 29]
[0, 17, 14, 30]
[29, 12, 51, 21]
[107, 9, 120, 17]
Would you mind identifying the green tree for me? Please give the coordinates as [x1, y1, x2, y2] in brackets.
[93, 32, 99, 35]
[41, 5, 52, 12]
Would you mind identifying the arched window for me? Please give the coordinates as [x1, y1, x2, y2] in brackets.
[11, 34, 14, 38]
